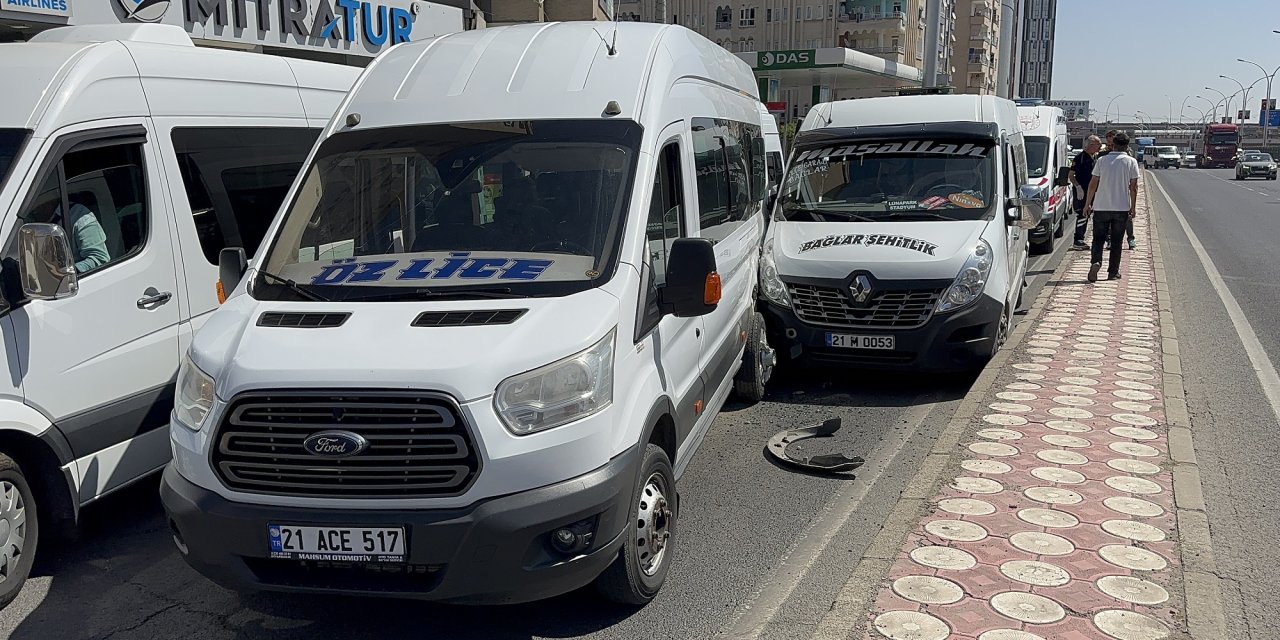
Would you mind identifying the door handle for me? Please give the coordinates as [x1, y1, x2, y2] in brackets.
[137, 291, 173, 309]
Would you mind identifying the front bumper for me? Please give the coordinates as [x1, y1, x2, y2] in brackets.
[1241, 167, 1277, 178]
[161, 444, 641, 604]
[761, 295, 1005, 373]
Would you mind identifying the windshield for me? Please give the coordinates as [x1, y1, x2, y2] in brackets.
[1156, 147, 1177, 155]
[1024, 137, 1050, 178]
[778, 138, 996, 222]
[257, 120, 641, 301]
[1209, 132, 1238, 144]
[0, 129, 28, 192]
[1245, 154, 1273, 162]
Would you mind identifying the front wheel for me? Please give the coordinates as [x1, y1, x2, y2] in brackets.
[0, 453, 37, 609]
[733, 312, 774, 403]
[596, 445, 676, 605]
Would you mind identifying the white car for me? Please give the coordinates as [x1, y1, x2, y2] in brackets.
[1017, 105, 1072, 254]
[1143, 145, 1181, 169]
[161, 22, 771, 605]
[0, 23, 355, 606]
[758, 95, 1046, 373]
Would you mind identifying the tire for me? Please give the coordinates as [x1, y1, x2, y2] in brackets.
[596, 444, 676, 606]
[1053, 208, 1066, 238]
[1030, 227, 1054, 255]
[733, 311, 773, 403]
[0, 454, 38, 610]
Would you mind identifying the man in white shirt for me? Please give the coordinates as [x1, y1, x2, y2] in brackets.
[1083, 132, 1140, 282]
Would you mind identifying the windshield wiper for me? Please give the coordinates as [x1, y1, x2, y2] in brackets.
[258, 270, 331, 302]
[338, 286, 524, 302]
[782, 207, 877, 222]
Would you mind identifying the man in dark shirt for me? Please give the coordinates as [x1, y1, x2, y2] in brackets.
[1068, 135, 1101, 250]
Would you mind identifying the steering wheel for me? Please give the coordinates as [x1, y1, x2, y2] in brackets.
[921, 183, 968, 197]
[531, 239, 591, 255]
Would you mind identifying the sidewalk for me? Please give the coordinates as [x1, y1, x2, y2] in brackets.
[858, 188, 1191, 639]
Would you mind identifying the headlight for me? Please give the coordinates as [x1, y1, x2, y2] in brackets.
[937, 240, 994, 314]
[760, 239, 791, 308]
[174, 354, 216, 431]
[495, 329, 615, 435]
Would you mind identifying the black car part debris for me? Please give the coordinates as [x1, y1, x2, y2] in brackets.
[766, 418, 864, 474]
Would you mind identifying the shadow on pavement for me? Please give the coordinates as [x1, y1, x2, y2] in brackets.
[6, 477, 642, 640]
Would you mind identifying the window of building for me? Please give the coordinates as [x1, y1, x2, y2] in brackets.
[22, 142, 148, 275]
[891, 35, 899, 50]
[739, 6, 756, 26]
[715, 5, 732, 28]
[805, 5, 811, 19]
[171, 127, 320, 264]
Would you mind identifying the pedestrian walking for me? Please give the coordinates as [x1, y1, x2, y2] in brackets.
[1069, 135, 1102, 250]
[1084, 131, 1140, 282]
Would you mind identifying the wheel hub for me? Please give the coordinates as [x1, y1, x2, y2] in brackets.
[635, 474, 672, 576]
[0, 481, 26, 582]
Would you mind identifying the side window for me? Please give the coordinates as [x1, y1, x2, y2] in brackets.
[22, 143, 148, 275]
[766, 151, 784, 188]
[171, 127, 320, 264]
[692, 117, 761, 238]
[645, 141, 685, 286]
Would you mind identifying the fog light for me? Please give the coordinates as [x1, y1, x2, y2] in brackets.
[548, 517, 597, 556]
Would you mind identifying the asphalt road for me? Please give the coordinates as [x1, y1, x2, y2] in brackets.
[1146, 167, 1280, 640]
[0, 234, 1071, 640]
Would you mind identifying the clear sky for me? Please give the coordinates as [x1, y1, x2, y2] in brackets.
[1052, 0, 1280, 124]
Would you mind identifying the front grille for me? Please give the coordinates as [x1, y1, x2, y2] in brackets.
[806, 347, 917, 367]
[212, 392, 479, 498]
[244, 558, 445, 593]
[788, 283, 944, 329]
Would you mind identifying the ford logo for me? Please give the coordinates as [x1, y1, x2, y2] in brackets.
[302, 431, 369, 457]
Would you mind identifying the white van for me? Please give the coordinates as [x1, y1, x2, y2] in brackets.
[0, 24, 356, 605]
[759, 103, 786, 208]
[1016, 105, 1072, 254]
[758, 95, 1046, 372]
[161, 22, 771, 605]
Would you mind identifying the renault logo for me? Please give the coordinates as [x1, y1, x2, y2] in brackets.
[851, 275, 873, 304]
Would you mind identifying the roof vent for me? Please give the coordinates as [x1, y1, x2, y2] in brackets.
[412, 309, 527, 327]
[29, 24, 195, 47]
[258, 312, 350, 328]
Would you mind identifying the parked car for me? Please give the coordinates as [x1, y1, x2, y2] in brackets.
[162, 22, 772, 606]
[1235, 152, 1278, 180]
[1181, 150, 1197, 167]
[0, 23, 356, 606]
[758, 94, 1046, 373]
[1017, 105, 1072, 254]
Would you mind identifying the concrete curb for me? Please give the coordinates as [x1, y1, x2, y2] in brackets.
[807, 243, 1071, 640]
[1146, 175, 1229, 640]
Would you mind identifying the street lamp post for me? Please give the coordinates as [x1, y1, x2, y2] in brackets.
[1105, 94, 1124, 123]
[1196, 95, 1218, 122]
[1205, 86, 1231, 124]
[1220, 75, 1256, 124]
[1186, 105, 1207, 124]
[1180, 95, 1195, 124]
[1239, 58, 1280, 147]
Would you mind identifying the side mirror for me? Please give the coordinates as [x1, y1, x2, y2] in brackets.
[1008, 185, 1048, 230]
[217, 247, 247, 304]
[658, 237, 720, 318]
[1054, 166, 1071, 187]
[18, 223, 78, 301]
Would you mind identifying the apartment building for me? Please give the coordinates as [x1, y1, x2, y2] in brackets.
[952, 0, 1001, 95]
[922, 0, 956, 88]
[1017, 0, 1055, 99]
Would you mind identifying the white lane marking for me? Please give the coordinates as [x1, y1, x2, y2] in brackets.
[714, 399, 938, 640]
[1148, 173, 1280, 427]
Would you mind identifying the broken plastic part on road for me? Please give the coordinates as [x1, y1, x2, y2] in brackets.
[766, 418, 865, 474]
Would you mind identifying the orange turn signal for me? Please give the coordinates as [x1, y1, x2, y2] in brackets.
[216, 280, 227, 304]
[704, 272, 722, 305]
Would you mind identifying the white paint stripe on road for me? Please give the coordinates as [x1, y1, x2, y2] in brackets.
[714, 399, 938, 640]
[1148, 173, 1280, 426]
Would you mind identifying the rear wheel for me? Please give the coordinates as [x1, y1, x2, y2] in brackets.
[733, 312, 774, 403]
[1053, 208, 1066, 238]
[596, 445, 676, 605]
[0, 454, 37, 609]
[1030, 228, 1054, 255]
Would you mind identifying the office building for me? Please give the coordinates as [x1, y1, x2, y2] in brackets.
[922, 0, 957, 88]
[1016, 0, 1055, 99]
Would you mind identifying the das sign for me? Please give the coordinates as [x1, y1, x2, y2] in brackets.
[759, 49, 815, 70]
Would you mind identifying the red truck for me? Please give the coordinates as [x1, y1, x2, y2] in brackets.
[1193, 123, 1240, 168]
